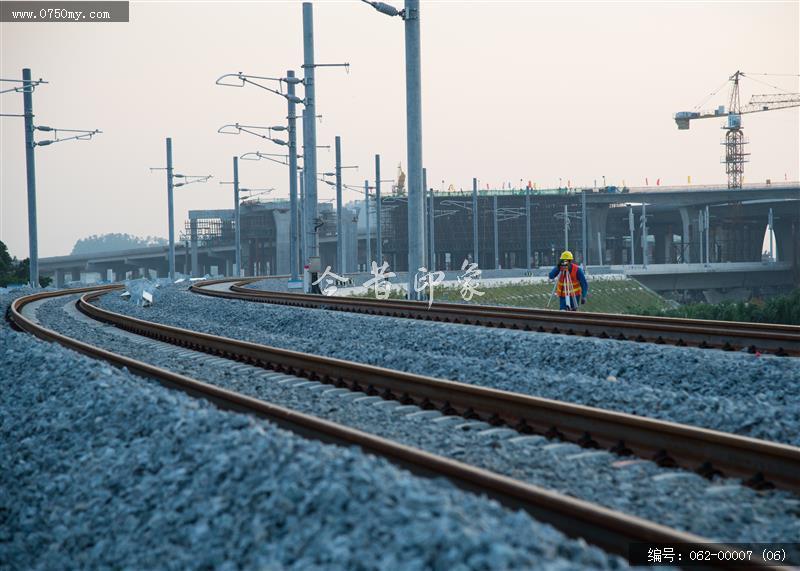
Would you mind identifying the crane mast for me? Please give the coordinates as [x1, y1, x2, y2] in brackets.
[723, 71, 747, 189]
[674, 70, 800, 189]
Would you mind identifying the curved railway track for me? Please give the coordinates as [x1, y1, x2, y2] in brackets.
[191, 277, 800, 357]
[9, 286, 800, 568]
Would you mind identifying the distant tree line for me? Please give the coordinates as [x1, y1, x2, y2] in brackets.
[0, 240, 51, 287]
[637, 288, 800, 325]
[71, 233, 167, 255]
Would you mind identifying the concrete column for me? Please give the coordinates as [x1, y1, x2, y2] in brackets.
[586, 205, 609, 265]
[679, 207, 700, 264]
[54, 269, 65, 288]
[190, 219, 199, 278]
[225, 259, 232, 277]
[273, 208, 291, 275]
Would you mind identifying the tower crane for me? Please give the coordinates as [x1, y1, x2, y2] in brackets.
[674, 70, 800, 189]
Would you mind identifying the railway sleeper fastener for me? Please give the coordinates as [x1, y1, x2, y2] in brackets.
[616, 333, 627, 341]
[576, 432, 600, 449]
[744, 472, 776, 491]
[699, 341, 711, 349]
[652, 449, 678, 468]
[775, 347, 789, 357]
[419, 397, 436, 411]
[610, 440, 633, 456]
[695, 461, 723, 480]
[399, 392, 415, 405]
[545, 426, 565, 440]
[655, 336, 666, 345]
[366, 384, 379, 396]
[439, 401, 458, 416]
[513, 419, 534, 434]
[487, 413, 505, 427]
[722, 342, 734, 351]
[635, 335, 646, 343]
[462, 407, 481, 420]
[675, 339, 687, 347]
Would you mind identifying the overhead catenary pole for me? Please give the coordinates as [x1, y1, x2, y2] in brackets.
[335, 136, 344, 272]
[233, 156, 241, 277]
[525, 184, 531, 269]
[472, 177, 479, 266]
[375, 154, 382, 266]
[563, 204, 569, 251]
[299, 169, 306, 269]
[641, 203, 648, 269]
[364, 179, 371, 269]
[706, 204, 711, 266]
[628, 205, 635, 266]
[287, 70, 299, 281]
[493, 195, 499, 269]
[698, 210, 705, 265]
[422, 167, 428, 268]
[581, 190, 587, 266]
[404, 0, 424, 299]
[22, 68, 39, 287]
[166, 137, 176, 280]
[302, 2, 319, 262]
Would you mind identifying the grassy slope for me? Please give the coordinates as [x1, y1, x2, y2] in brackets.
[353, 276, 671, 314]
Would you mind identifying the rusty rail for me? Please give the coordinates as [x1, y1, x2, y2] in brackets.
[191, 278, 800, 357]
[8, 286, 769, 569]
[69, 287, 800, 495]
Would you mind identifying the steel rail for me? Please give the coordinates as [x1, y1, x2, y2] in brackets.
[71, 288, 800, 495]
[7, 287, 759, 569]
[192, 278, 799, 356]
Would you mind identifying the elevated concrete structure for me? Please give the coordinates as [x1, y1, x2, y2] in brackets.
[38, 183, 799, 292]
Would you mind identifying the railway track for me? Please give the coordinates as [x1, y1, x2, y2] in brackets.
[9, 285, 800, 568]
[191, 277, 800, 357]
[35, 284, 800, 494]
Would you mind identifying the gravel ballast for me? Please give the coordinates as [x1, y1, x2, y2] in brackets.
[100, 285, 800, 447]
[29, 291, 800, 545]
[1, 291, 630, 570]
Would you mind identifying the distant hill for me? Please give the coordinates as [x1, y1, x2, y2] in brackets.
[71, 233, 168, 255]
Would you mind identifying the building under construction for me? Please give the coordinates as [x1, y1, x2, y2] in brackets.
[176, 183, 799, 278]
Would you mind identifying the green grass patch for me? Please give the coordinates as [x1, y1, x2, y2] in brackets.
[352, 276, 671, 315]
[635, 288, 800, 325]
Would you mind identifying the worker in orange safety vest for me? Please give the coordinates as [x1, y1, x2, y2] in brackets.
[548, 250, 588, 311]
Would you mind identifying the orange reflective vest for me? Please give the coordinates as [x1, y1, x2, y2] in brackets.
[556, 264, 582, 298]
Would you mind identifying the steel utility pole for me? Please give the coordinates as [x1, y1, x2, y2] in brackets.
[422, 167, 427, 267]
[628, 206, 635, 265]
[641, 203, 648, 269]
[428, 183, 435, 270]
[698, 210, 705, 265]
[563, 204, 569, 251]
[365, 180, 372, 269]
[375, 154, 382, 266]
[22, 68, 39, 286]
[287, 69, 299, 281]
[233, 156, 241, 277]
[302, 2, 318, 262]
[581, 190, 587, 266]
[525, 184, 531, 269]
[166, 137, 176, 280]
[705, 204, 711, 266]
[405, 0, 424, 298]
[335, 136, 344, 272]
[299, 169, 306, 267]
[472, 178, 479, 266]
[493, 195, 499, 269]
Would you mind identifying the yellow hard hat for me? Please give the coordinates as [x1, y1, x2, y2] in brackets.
[560, 250, 574, 261]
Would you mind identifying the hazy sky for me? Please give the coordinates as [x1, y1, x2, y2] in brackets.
[1, 0, 798, 258]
